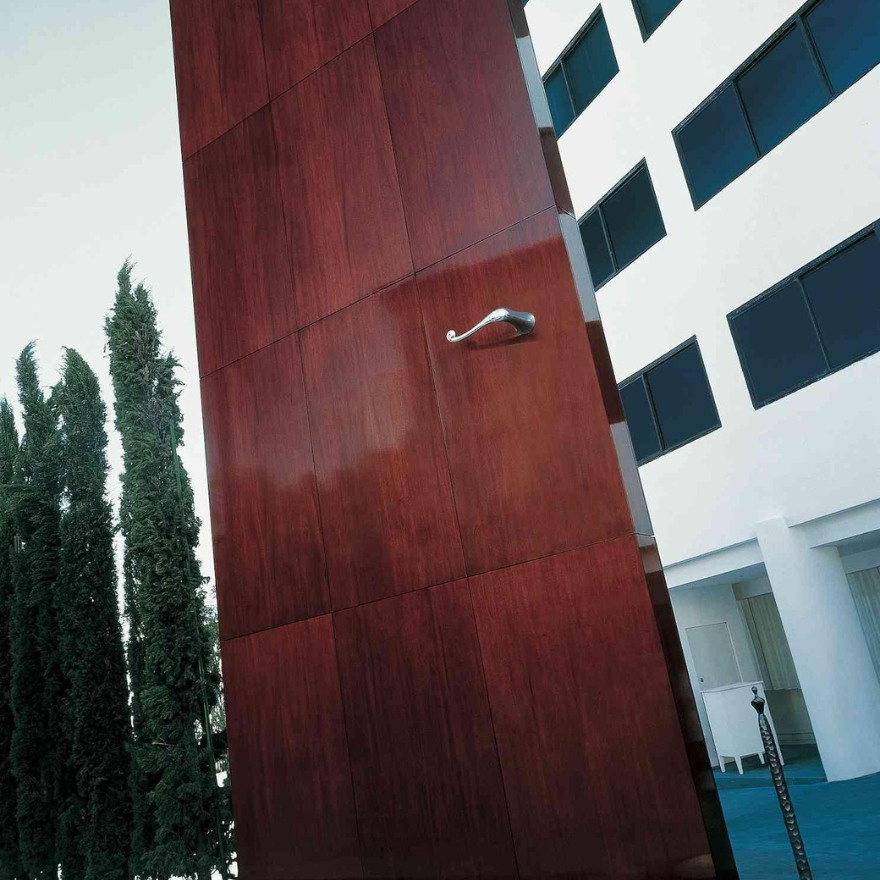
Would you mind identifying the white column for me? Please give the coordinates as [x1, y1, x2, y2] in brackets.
[756, 516, 880, 781]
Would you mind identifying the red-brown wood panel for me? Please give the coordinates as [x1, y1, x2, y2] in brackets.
[417, 210, 632, 574]
[300, 280, 465, 609]
[170, 0, 733, 874]
[273, 37, 412, 328]
[375, 0, 554, 269]
[334, 581, 517, 880]
[170, 0, 268, 158]
[183, 108, 297, 377]
[367, 0, 416, 28]
[640, 540, 736, 876]
[258, 0, 372, 98]
[222, 615, 362, 880]
[469, 538, 713, 880]
[201, 335, 328, 641]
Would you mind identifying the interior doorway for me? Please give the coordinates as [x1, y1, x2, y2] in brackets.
[737, 589, 815, 745]
[686, 622, 742, 690]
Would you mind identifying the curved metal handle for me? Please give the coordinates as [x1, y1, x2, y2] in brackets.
[446, 307, 535, 343]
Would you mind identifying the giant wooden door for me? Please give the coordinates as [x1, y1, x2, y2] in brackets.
[172, 0, 737, 877]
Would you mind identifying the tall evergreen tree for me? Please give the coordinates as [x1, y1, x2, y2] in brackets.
[120, 532, 151, 872]
[105, 263, 228, 880]
[8, 344, 65, 880]
[54, 349, 132, 880]
[0, 400, 22, 880]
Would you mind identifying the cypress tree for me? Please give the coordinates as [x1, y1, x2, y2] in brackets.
[54, 349, 132, 880]
[0, 400, 21, 880]
[105, 263, 229, 880]
[120, 532, 151, 873]
[8, 344, 64, 880]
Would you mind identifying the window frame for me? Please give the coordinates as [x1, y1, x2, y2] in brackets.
[630, 0, 684, 41]
[577, 160, 667, 290]
[728, 220, 880, 409]
[618, 337, 721, 465]
[542, 6, 617, 137]
[735, 21, 831, 154]
[672, 0, 877, 209]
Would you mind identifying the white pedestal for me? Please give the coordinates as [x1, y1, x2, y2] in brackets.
[702, 681, 780, 774]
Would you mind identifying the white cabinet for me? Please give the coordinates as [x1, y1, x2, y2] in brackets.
[702, 681, 783, 774]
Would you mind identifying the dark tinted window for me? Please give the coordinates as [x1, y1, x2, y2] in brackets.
[731, 226, 880, 407]
[732, 281, 827, 404]
[737, 28, 827, 154]
[645, 344, 719, 450]
[579, 211, 614, 287]
[578, 163, 666, 287]
[545, 66, 575, 136]
[620, 341, 719, 463]
[565, 12, 619, 113]
[678, 84, 757, 206]
[602, 165, 666, 269]
[802, 234, 880, 369]
[620, 379, 661, 463]
[675, 0, 879, 208]
[543, 9, 618, 135]
[634, 0, 683, 36]
[807, 0, 880, 93]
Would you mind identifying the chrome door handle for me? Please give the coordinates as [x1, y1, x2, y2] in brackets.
[446, 308, 536, 343]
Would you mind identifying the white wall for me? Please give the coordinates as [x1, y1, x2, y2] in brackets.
[526, 0, 880, 566]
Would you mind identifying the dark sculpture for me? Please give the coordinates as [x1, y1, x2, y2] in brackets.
[751, 686, 813, 880]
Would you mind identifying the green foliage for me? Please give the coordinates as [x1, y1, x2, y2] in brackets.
[106, 263, 229, 880]
[0, 399, 22, 880]
[122, 537, 151, 875]
[54, 349, 132, 880]
[8, 344, 65, 880]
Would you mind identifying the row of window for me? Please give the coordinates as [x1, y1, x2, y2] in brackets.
[548, 0, 879, 144]
[540, 1, 684, 137]
[547, 0, 880, 272]
[620, 222, 880, 464]
[731, 224, 880, 407]
[677, 0, 880, 207]
[528, 0, 681, 39]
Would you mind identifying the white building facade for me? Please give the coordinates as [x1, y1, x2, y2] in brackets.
[524, 0, 880, 780]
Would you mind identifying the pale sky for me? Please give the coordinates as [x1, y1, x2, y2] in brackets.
[0, 0, 215, 583]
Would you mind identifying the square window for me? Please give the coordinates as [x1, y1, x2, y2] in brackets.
[564, 11, 619, 115]
[645, 344, 719, 450]
[807, 0, 880, 94]
[731, 281, 827, 405]
[634, 0, 683, 37]
[579, 211, 614, 287]
[677, 84, 757, 206]
[737, 27, 827, 154]
[620, 378, 662, 463]
[601, 165, 666, 270]
[802, 233, 880, 370]
[545, 65, 575, 136]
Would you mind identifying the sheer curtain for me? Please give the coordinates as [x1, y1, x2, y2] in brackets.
[739, 592, 800, 690]
[847, 566, 880, 684]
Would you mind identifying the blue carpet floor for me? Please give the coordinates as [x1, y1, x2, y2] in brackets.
[715, 746, 880, 879]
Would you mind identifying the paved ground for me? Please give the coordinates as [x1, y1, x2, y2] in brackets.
[715, 746, 880, 879]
